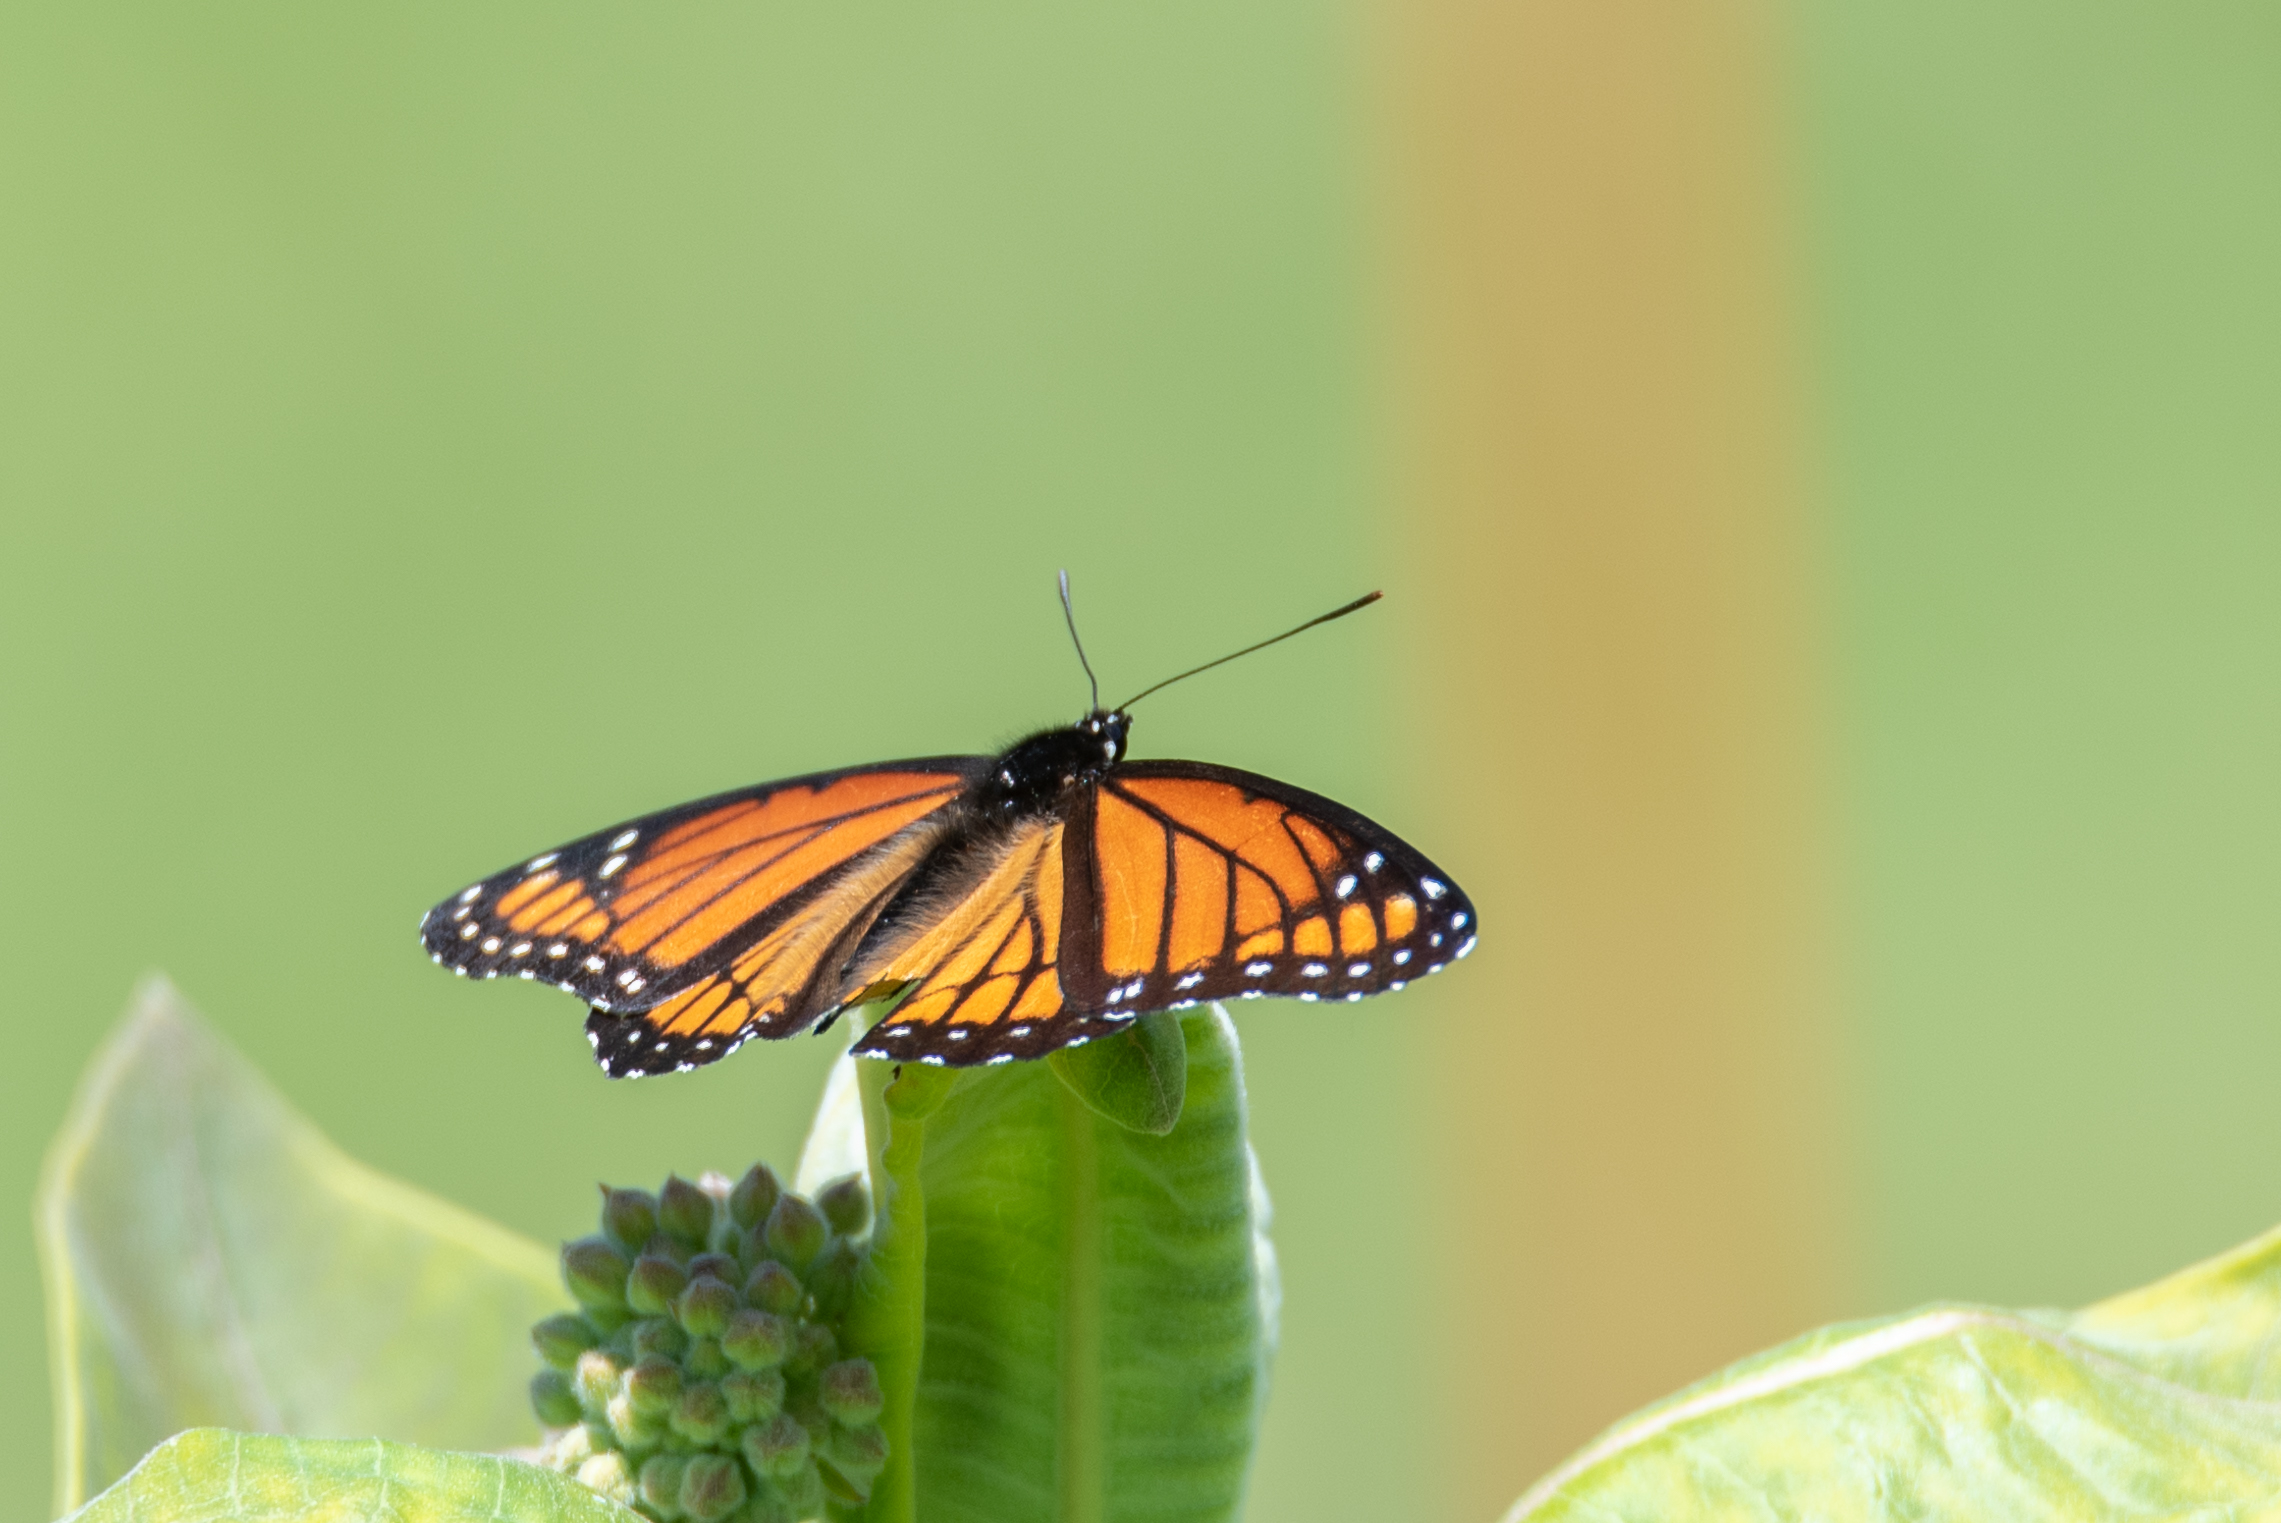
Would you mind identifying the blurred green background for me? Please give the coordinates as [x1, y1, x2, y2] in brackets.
[2, 3, 2275, 1520]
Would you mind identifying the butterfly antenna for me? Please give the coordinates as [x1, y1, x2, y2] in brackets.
[1115, 591, 1384, 711]
[1058, 569, 1102, 713]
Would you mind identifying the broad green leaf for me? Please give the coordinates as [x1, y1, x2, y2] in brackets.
[39, 980, 568, 1515]
[834, 1005, 1276, 1523]
[65, 1429, 635, 1523]
[1506, 1218, 2281, 1521]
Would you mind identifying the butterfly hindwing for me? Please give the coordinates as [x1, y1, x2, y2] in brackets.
[1060, 760, 1476, 1018]
[845, 818, 1139, 1068]
[420, 759, 986, 1046]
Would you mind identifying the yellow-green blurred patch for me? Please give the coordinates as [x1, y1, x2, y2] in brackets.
[67, 1431, 634, 1523]
[1507, 1220, 2281, 1520]
[40, 981, 567, 1515]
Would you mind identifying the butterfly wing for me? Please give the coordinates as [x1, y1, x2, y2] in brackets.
[420, 759, 988, 1074]
[1060, 760, 1476, 1016]
[845, 817, 1136, 1068]
[844, 760, 1475, 1068]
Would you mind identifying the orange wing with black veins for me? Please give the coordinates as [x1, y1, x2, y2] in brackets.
[845, 818, 1141, 1068]
[419, 759, 985, 1075]
[1058, 761, 1475, 1020]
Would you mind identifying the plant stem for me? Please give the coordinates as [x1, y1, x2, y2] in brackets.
[1057, 1079, 1104, 1523]
[844, 1061, 932, 1523]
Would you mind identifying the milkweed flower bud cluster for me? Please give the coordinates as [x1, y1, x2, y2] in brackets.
[531, 1164, 886, 1523]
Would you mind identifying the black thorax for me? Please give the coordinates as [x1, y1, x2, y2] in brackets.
[841, 711, 1130, 979]
[972, 710, 1129, 818]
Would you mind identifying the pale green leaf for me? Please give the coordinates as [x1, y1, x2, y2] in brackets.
[836, 1004, 1273, 1523]
[64, 1429, 635, 1523]
[792, 1043, 866, 1196]
[1507, 1219, 2281, 1521]
[39, 979, 568, 1515]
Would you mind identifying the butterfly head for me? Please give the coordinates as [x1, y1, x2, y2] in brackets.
[1079, 708, 1131, 765]
[985, 710, 1130, 816]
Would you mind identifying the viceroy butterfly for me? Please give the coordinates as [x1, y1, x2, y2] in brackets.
[420, 581, 1476, 1075]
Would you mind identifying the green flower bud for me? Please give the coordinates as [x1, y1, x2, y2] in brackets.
[814, 1174, 871, 1238]
[624, 1354, 684, 1416]
[762, 1193, 828, 1271]
[817, 1360, 883, 1426]
[784, 1390, 830, 1438]
[575, 1452, 636, 1509]
[627, 1253, 689, 1316]
[582, 1303, 634, 1336]
[545, 1421, 603, 1472]
[721, 1308, 791, 1370]
[677, 1277, 737, 1339]
[720, 1367, 786, 1424]
[530, 1368, 582, 1429]
[742, 1260, 804, 1316]
[629, 1316, 690, 1362]
[686, 1251, 741, 1286]
[804, 1239, 862, 1321]
[532, 1313, 598, 1369]
[543, 1155, 880, 1517]
[606, 1388, 664, 1454]
[601, 1186, 660, 1251]
[825, 1422, 889, 1488]
[741, 1412, 811, 1477]
[742, 1482, 797, 1523]
[658, 1174, 715, 1244]
[572, 1349, 625, 1413]
[636, 1453, 688, 1519]
[562, 1236, 632, 1311]
[677, 1453, 746, 1523]
[684, 1335, 731, 1381]
[670, 1382, 732, 1447]
[773, 1461, 824, 1516]
[786, 1322, 837, 1378]
[733, 1225, 764, 1276]
[729, 1163, 782, 1231]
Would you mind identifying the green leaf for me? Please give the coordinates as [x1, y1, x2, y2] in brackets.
[64, 1429, 636, 1523]
[831, 1005, 1276, 1523]
[1047, 1012, 1187, 1136]
[1505, 1218, 2281, 1521]
[39, 979, 569, 1515]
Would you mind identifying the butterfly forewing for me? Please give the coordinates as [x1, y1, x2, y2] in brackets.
[419, 759, 985, 1017]
[1060, 762, 1476, 1020]
[583, 812, 961, 1076]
